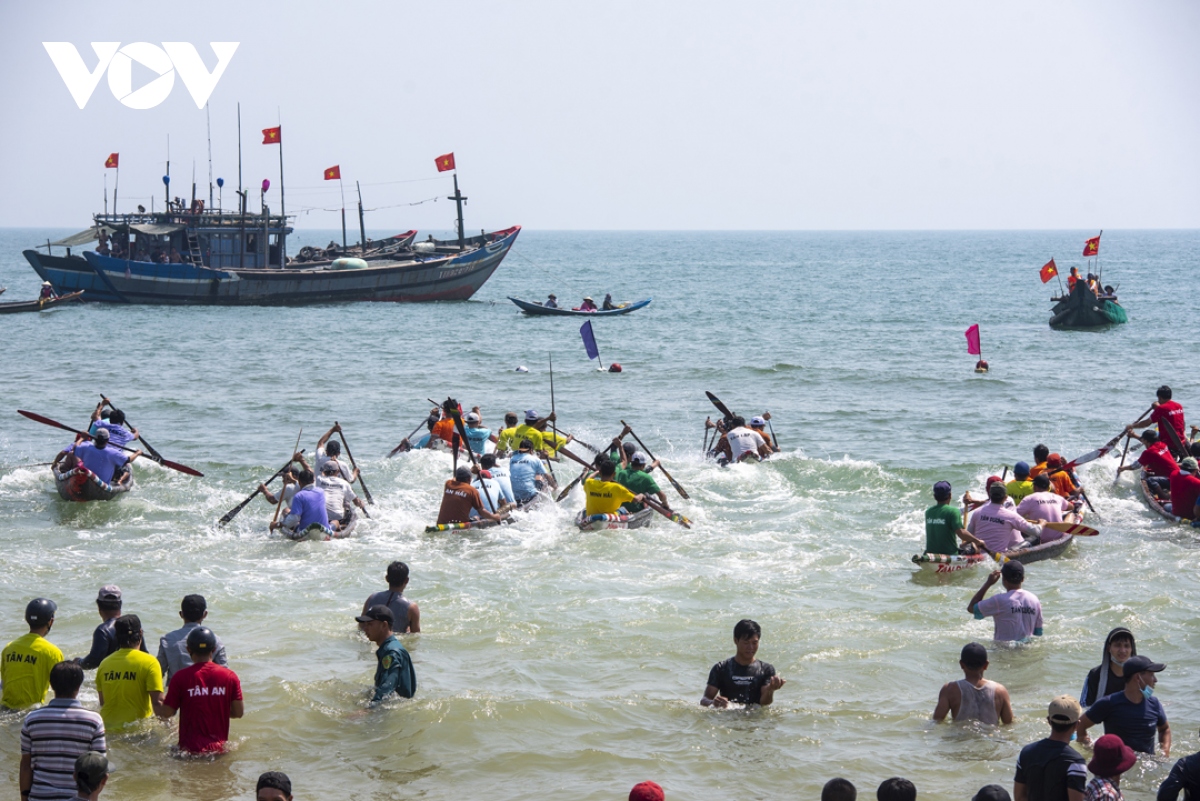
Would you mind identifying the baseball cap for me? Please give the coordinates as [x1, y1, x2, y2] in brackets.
[933, 480, 952, 500]
[985, 475, 1003, 488]
[960, 642, 988, 668]
[74, 752, 114, 791]
[113, 614, 142, 643]
[321, 459, 341, 474]
[631, 452, 649, 466]
[548, 294, 556, 299]
[1014, 461, 1030, 478]
[750, 416, 766, 427]
[525, 409, 539, 422]
[1122, 655, 1165, 675]
[186, 626, 218, 654]
[1048, 453, 1065, 470]
[1048, 695, 1082, 725]
[25, 598, 57, 626]
[97, 585, 122, 602]
[1001, 560, 1025, 583]
[466, 412, 481, 423]
[1180, 456, 1199, 474]
[93, 427, 110, 443]
[355, 605, 395, 625]
[630, 781, 664, 801]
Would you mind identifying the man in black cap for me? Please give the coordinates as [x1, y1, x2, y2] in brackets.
[77, 585, 147, 670]
[355, 606, 416, 703]
[932, 642, 1013, 725]
[2, 598, 63, 710]
[71, 752, 111, 801]
[1077, 655, 1170, 756]
[1013, 695, 1087, 801]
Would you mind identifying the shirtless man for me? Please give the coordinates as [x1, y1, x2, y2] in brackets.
[933, 642, 1013, 725]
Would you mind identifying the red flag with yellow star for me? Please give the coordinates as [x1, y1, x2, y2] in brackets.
[324, 165, 341, 181]
[1039, 258, 1058, 284]
[435, 152, 456, 172]
[1082, 234, 1101, 257]
[262, 126, 281, 145]
[105, 153, 119, 168]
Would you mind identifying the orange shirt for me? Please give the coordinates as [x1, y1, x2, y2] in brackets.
[1049, 470, 1077, 498]
[1028, 461, 1049, 479]
[431, 418, 456, 445]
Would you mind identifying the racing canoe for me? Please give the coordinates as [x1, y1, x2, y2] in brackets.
[509, 297, 651, 316]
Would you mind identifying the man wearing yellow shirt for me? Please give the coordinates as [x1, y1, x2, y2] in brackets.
[1, 598, 63, 710]
[511, 410, 548, 455]
[493, 412, 521, 455]
[95, 615, 164, 729]
[585, 459, 645, 515]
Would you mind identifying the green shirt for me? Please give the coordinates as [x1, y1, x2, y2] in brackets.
[617, 467, 661, 513]
[924, 503, 964, 554]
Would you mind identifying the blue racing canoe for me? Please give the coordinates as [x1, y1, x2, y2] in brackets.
[509, 297, 651, 316]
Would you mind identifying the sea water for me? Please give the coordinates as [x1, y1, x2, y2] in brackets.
[0, 229, 1197, 800]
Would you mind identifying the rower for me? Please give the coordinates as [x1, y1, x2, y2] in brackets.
[925, 481, 986, 555]
[1044, 454, 1081, 500]
[316, 425, 357, 482]
[59, 427, 140, 487]
[315, 460, 367, 533]
[533, 416, 571, 457]
[1127, 386, 1187, 458]
[511, 410, 549, 457]
[89, 402, 139, 448]
[494, 412, 521, 456]
[749, 416, 777, 453]
[711, 416, 772, 465]
[39, 281, 56, 301]
[437, 466, 504, 526]
[1005, 462, 1034, 504]
[616, 452, 668, 514]
[270, 468, 330, 538]
[1015, 474, 1078, 543]
[965, 482, 1044, 554]
[1118, 429, 1179, 498]
[1028, 444, 1051, 479]
[509, 439, 555, 506]
[429, 408, 457, 448]
[584, 458, 644, 517]
[1067, 267, 1081, 292]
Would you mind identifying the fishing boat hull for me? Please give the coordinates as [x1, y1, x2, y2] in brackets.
[575, 508, 654, 531]
[509, 297, 652, 316]
[53, 464, 134, 502]
[1138, 469, 1190, 524]
[424, 519, 502, 533]
[912, 534, 1075, 574]
[1049, 282, 1127, 328]
[281, 522, 335, 541]
[76, 226, 519, 305]
[24, 251, 127, 303]
[0, 290, 84, 314]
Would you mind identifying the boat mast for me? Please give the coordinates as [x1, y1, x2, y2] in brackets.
[206, 102, 214, 208]
[449, 173, 467, 251]
[356, 181, 366, 253]
[165, 134, 171, 209]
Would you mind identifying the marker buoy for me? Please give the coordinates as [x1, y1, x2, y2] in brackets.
[974, 360, 989, 373]
[608, 363, 623, 373]
[515, 365, 529, 373]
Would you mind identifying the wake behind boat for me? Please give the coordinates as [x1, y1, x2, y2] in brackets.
[509, 297, 651, 316]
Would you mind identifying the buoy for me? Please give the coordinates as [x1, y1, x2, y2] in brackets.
[515, 365, 529, 373]
[608, 363, 623, 373]
[974, 359, 989, 373]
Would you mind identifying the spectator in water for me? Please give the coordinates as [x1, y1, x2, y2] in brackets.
[877, 777, 916, 801]
[256, 771, 293, 801]
[932, 642, 1013, 725]
[701, 619, 785, 708]
[1080, 628, 1136, 706]
[822, 778, 857, 801]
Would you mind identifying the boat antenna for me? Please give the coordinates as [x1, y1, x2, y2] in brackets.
[103, 171, 108, 215]
[165, 134, 170, 209]
[206, 102, 213, 208]
[191, 160, 196, 209]
[340, 172, 347, 252]
[276, 106, 285, 224]
[356, 181, 366, 252]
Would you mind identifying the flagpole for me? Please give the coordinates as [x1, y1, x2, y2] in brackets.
[113, 165, 119, 216]
[206, 102, 213, 209]
[340, 176, 347, 251]
[277, 110, 285, 224]
[236, 103, 243, 211]
[104, 172, 108, 215]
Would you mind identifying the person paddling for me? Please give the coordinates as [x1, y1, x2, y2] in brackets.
[270, 468, 331, 539]
[924, 481, 987, 555]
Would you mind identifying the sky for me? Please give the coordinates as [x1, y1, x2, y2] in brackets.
[1, 1, 1197, 231]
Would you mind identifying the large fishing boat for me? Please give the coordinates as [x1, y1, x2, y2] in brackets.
[1049, 280, 1127, 328]
[23, 184, 518, 305]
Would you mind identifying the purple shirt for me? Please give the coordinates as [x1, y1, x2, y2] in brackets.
[71, 443, 128, 484]
[1016, 491, 1072, 542]
[976, 587, 1043, 642]
[967, 501, 1042, 552]
[285, 485, 330, 530]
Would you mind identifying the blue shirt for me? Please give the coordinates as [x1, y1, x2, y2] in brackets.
[508, 452, 547, 501]
[71, 443, 128, 484]
[89, 421, 135, 448]
[1086, 690, 1167, 754]
[287, 486, 330, 530]
[464, 426, 491, 454]
[372, 635, 415, 703]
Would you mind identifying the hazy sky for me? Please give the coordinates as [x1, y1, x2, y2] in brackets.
[1, 1, 1196, 230]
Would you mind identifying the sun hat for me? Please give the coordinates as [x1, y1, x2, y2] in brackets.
[1088, 734, 1137, 778]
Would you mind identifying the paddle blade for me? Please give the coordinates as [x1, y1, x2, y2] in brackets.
[1042, 521, 1099, 537]
[158, 457, 204, 477]
[705, 391, 734, 419]
[18, 409, 78, 434]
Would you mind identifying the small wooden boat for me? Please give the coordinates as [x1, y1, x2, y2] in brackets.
[424, 519, 503, 533]
[912, 533, 1075, 574]
[575, 508, 654, 531]
[1137, 469, 1191, 524]
[53, 463, 134, 502]
[1049, 281, 1126, 328]
[0, 290, 84, 314]
[509, 297, 652, 317]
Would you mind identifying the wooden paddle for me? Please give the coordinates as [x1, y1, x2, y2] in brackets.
[387, 417, 431, 458]
[1114, 434, 1134, 480]
[335, 422, 373, 504]
[621, 420, 689, 500]
[555, 431, 625, 502]
[272, 428, 303, 530]
[17, 410, 203, 476]
[100, 394, 163, 462]
[219, 449, 305, 526]
[705, 391, 736, 422]
[1042, 521, 1099, 537]
[764, 411, 780, 451]
[642, 496, 692, 529]
[452, 432, 460, 474]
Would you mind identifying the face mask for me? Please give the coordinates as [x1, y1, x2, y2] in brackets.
[1141, 681, 1154, 700]
[1111, 659, 1126, 668]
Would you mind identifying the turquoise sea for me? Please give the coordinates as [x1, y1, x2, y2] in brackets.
[1, 228, 1198, 800]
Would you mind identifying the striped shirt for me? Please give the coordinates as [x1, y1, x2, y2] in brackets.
[20, 699, 106, 801]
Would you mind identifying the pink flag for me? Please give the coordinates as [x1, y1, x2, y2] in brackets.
[965, 324, 981, 356]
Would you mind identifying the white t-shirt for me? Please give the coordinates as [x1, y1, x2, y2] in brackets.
[315, 473, 357, 517]
[484, 463, 515, 500]
[471, 476, 512, 514]
[726, 427, 765, 461]
[315, 447, 353, 482]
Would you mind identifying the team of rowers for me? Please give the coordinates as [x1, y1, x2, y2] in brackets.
[925, 385, 1200, 558]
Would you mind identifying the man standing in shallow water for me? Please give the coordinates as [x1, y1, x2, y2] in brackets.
[968, 561, 1043, 643]
[932, 642, 1013, 725]
[701, 619, 786, 708]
